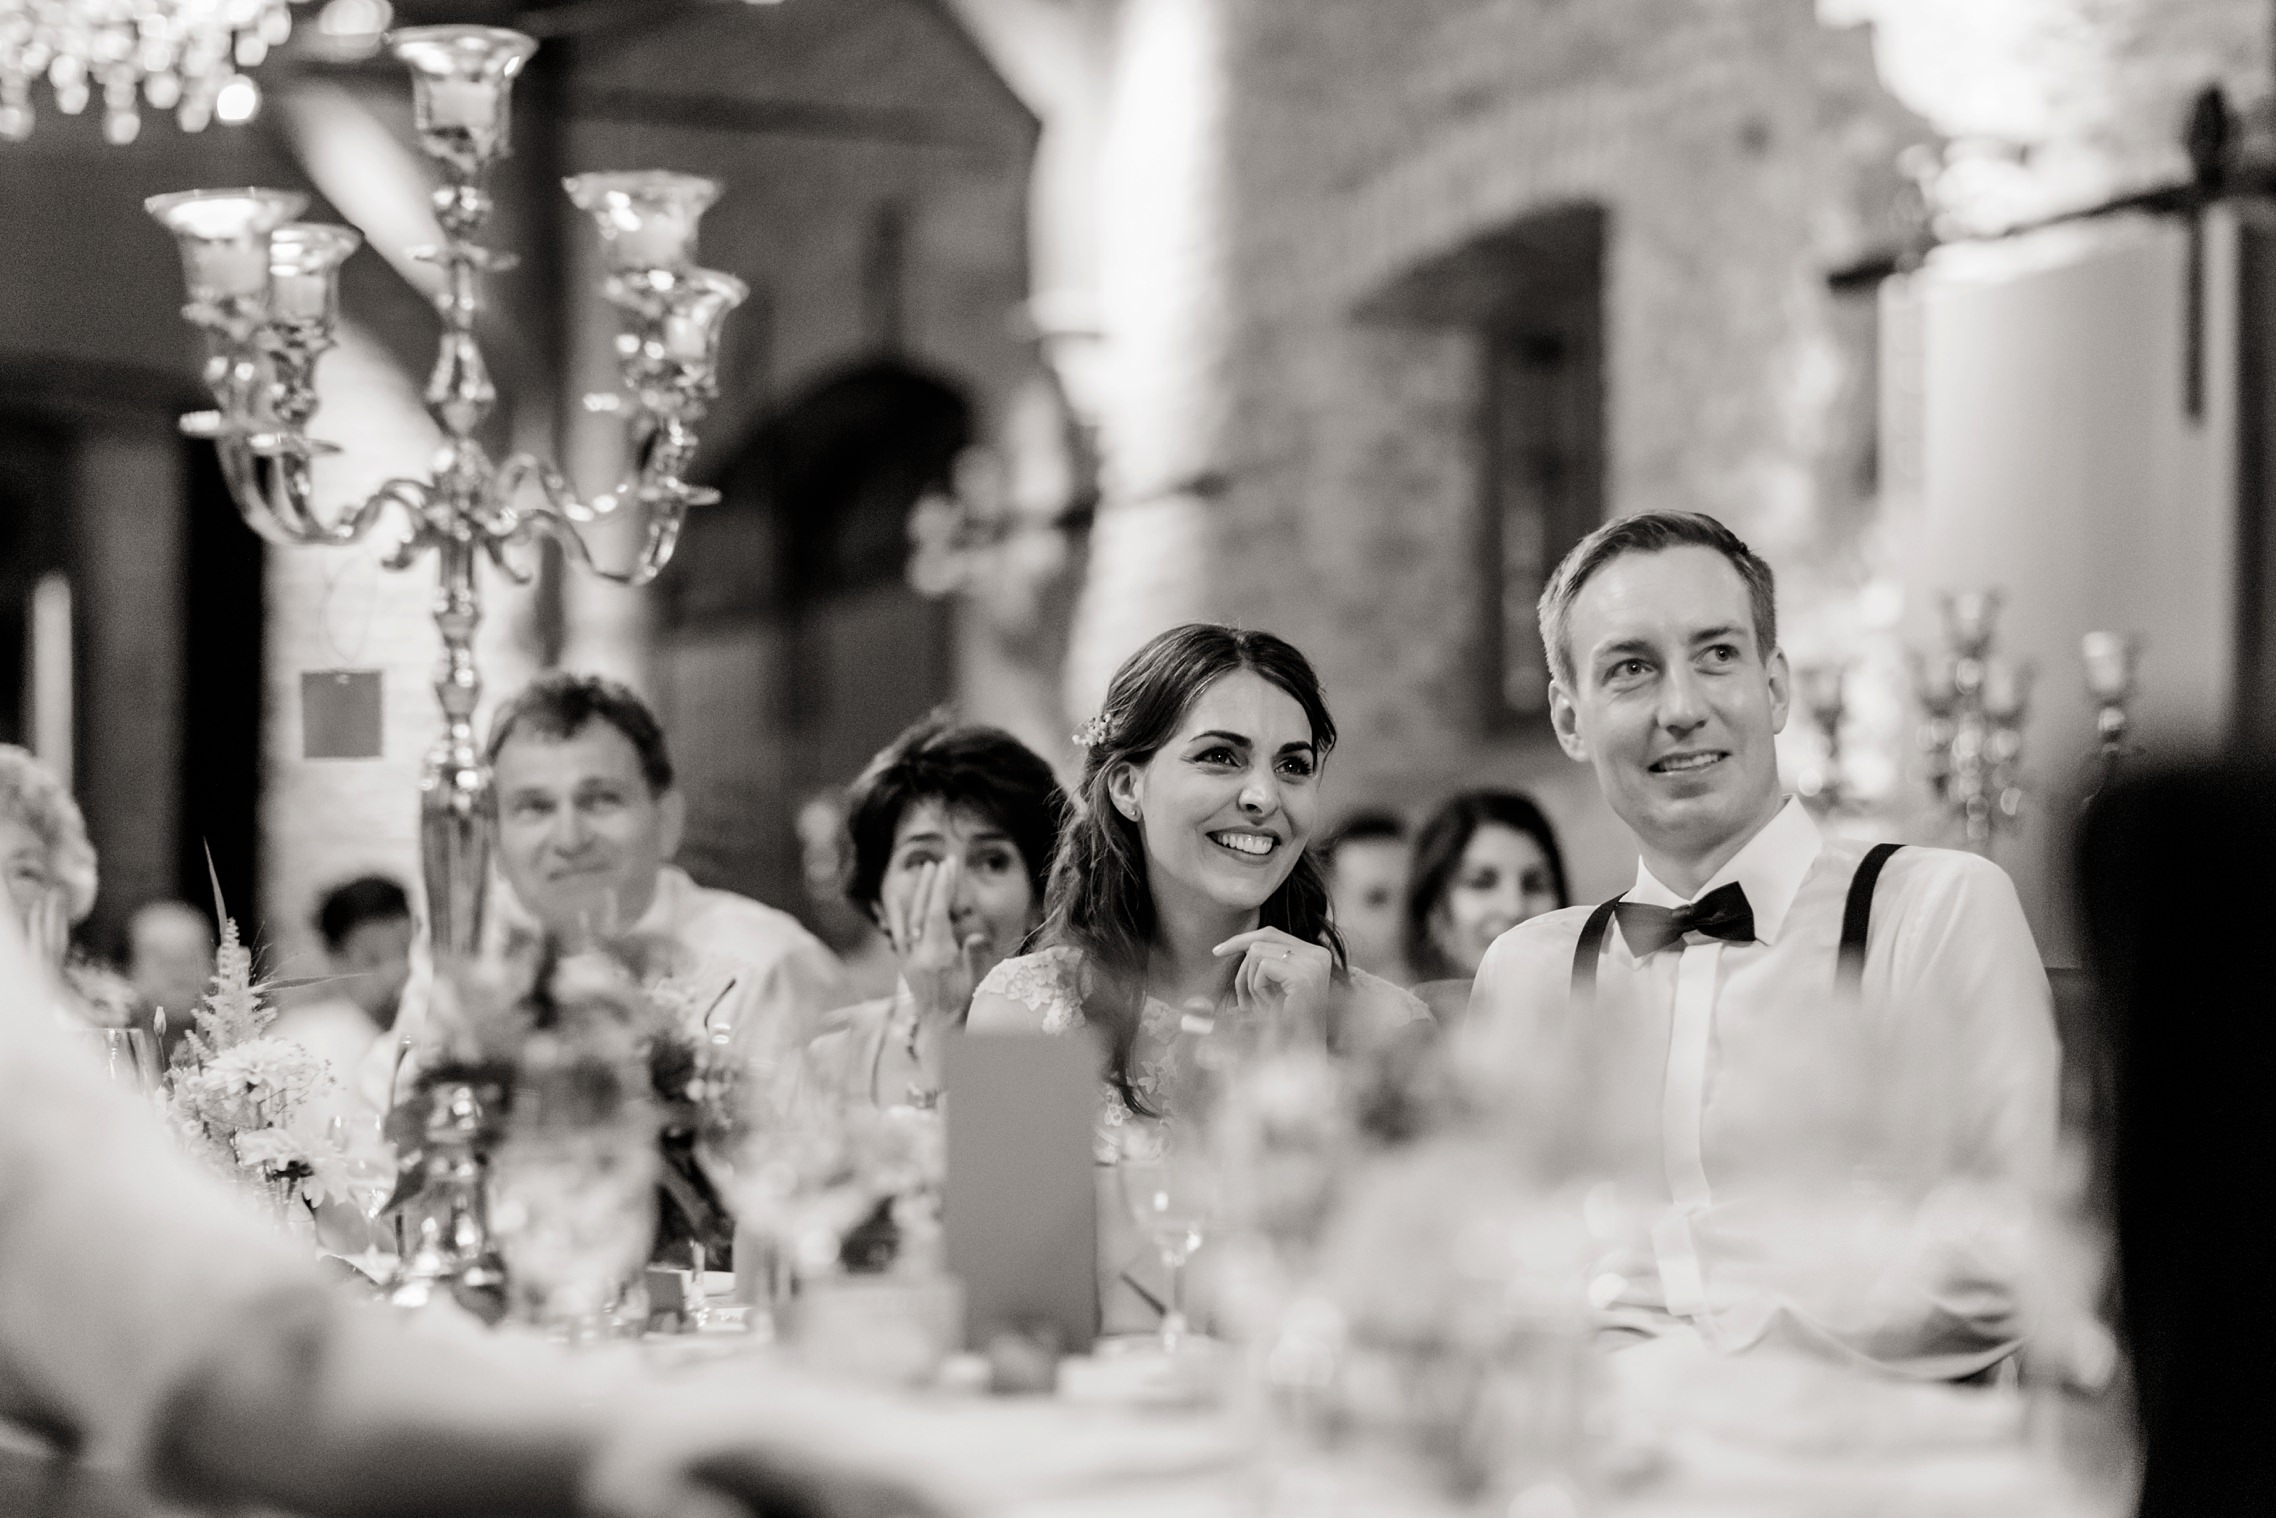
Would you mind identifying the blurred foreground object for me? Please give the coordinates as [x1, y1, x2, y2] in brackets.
[0, 855, 956, 1518]
[146, 24, 746, 966]
[2081, 758, 2276, 1517]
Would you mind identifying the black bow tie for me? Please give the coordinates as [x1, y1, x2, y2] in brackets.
[1613, 881, 1756, 958]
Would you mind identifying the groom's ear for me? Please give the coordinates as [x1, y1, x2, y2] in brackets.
[1765, 645, 1792, 736]
[1549, 679, 1589, 763]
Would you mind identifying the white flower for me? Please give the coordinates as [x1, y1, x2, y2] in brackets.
[233, 1126, 311, 1174]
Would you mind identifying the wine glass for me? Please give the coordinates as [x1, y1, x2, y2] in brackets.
[329, 1114, 399, 1270]
[1118, 1147, 1220, 1354]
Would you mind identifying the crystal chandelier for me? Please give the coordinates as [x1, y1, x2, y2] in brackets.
[0, 0, 303, 144]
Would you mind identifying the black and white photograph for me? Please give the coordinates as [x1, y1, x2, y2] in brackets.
[0, 1, 2265, 1514]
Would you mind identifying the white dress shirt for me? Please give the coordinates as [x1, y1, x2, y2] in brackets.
[360, 864, 849, 1114]
[1465, 797, 2060, 1377]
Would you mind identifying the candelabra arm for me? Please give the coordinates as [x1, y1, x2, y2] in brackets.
[210, 430, 312, 547]
[208, 426, 436, 554]
[494, 451, 693, 588]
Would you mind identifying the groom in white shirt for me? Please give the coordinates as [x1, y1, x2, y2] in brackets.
[1467, 510, 2059, 1378]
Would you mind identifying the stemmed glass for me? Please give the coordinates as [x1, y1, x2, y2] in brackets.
[329, 1114, 399, 1274]
[1118, 1145, 1221, 1354]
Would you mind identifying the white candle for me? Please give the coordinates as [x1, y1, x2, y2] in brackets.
[270, 268, 331, 324]
[189, 238, 269, 301]
[424, 76, 498, 132]
[662, 312, 709, 364]
[613, 203, 695, 273]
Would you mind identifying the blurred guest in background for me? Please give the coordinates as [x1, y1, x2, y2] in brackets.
[968, 624, 1425, 1330]
[1405, 789, 1568, 994]
[126, 899, 217, 1056]
[0, 745, 95, 974]
[367, 673, 848, 1110]
[1467, 510, 2057, 1377]
[806, 714, 1069, 1107]
[0, 744, 136, 1028]
[269, 875, 414, 1123]
[1320, 809, 1412, 985]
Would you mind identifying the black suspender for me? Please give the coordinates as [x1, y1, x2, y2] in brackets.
[1568, 897, 1622, 1003]
[1836, 842, 1903, 993]
[1569, 842, 1904, 1003]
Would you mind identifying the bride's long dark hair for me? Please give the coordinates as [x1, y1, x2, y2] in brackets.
[1045, 623, 1348, 1113]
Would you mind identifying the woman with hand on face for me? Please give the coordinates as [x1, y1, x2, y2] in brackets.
[1403, 789, 1567, 1018]
[967, 625, 1427, 1328]
[805, 716, 1069, 1109]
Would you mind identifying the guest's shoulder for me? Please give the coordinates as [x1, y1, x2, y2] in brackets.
[970, 945, 1086, 1033]
[675, 871, 835, 959]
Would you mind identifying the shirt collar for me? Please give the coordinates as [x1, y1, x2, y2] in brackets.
[629, 864, 692, 940]
[1627, 796, 1822, 945]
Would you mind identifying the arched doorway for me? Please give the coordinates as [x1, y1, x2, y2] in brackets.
[656, 359, 972, 932]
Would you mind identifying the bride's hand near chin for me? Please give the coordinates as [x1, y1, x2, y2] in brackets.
[1212, 926, 1333, 1039]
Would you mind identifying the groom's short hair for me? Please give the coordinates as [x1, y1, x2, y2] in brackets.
[1537, 510, 1778, 688]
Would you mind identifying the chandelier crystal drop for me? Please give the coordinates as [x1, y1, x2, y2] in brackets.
[0, 0, 304, 145]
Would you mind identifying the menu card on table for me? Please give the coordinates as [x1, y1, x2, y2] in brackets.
[944, 1032, 1098, 1355]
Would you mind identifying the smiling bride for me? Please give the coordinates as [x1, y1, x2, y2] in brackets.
[966, 623, 1428, 1331]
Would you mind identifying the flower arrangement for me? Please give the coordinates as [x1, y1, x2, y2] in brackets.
[390, 930, 737, 1261]
[161, 915, 349, 1215]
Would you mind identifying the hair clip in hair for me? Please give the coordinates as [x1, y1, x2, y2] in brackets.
[1072, 714, 1110, 751]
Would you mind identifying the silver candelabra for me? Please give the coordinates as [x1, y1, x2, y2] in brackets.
[147, 25, 745, 959]
[1913, 590, 2034, 853]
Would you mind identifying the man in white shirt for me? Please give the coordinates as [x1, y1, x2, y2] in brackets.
[363, 673, 847, 1114]
[1466, 510, 2059, 1378]
[270, 875, 413, 1129]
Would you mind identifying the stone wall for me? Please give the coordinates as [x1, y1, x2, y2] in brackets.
[1061, 0, 2271, 901]
[1067, 0, 1927, 897]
